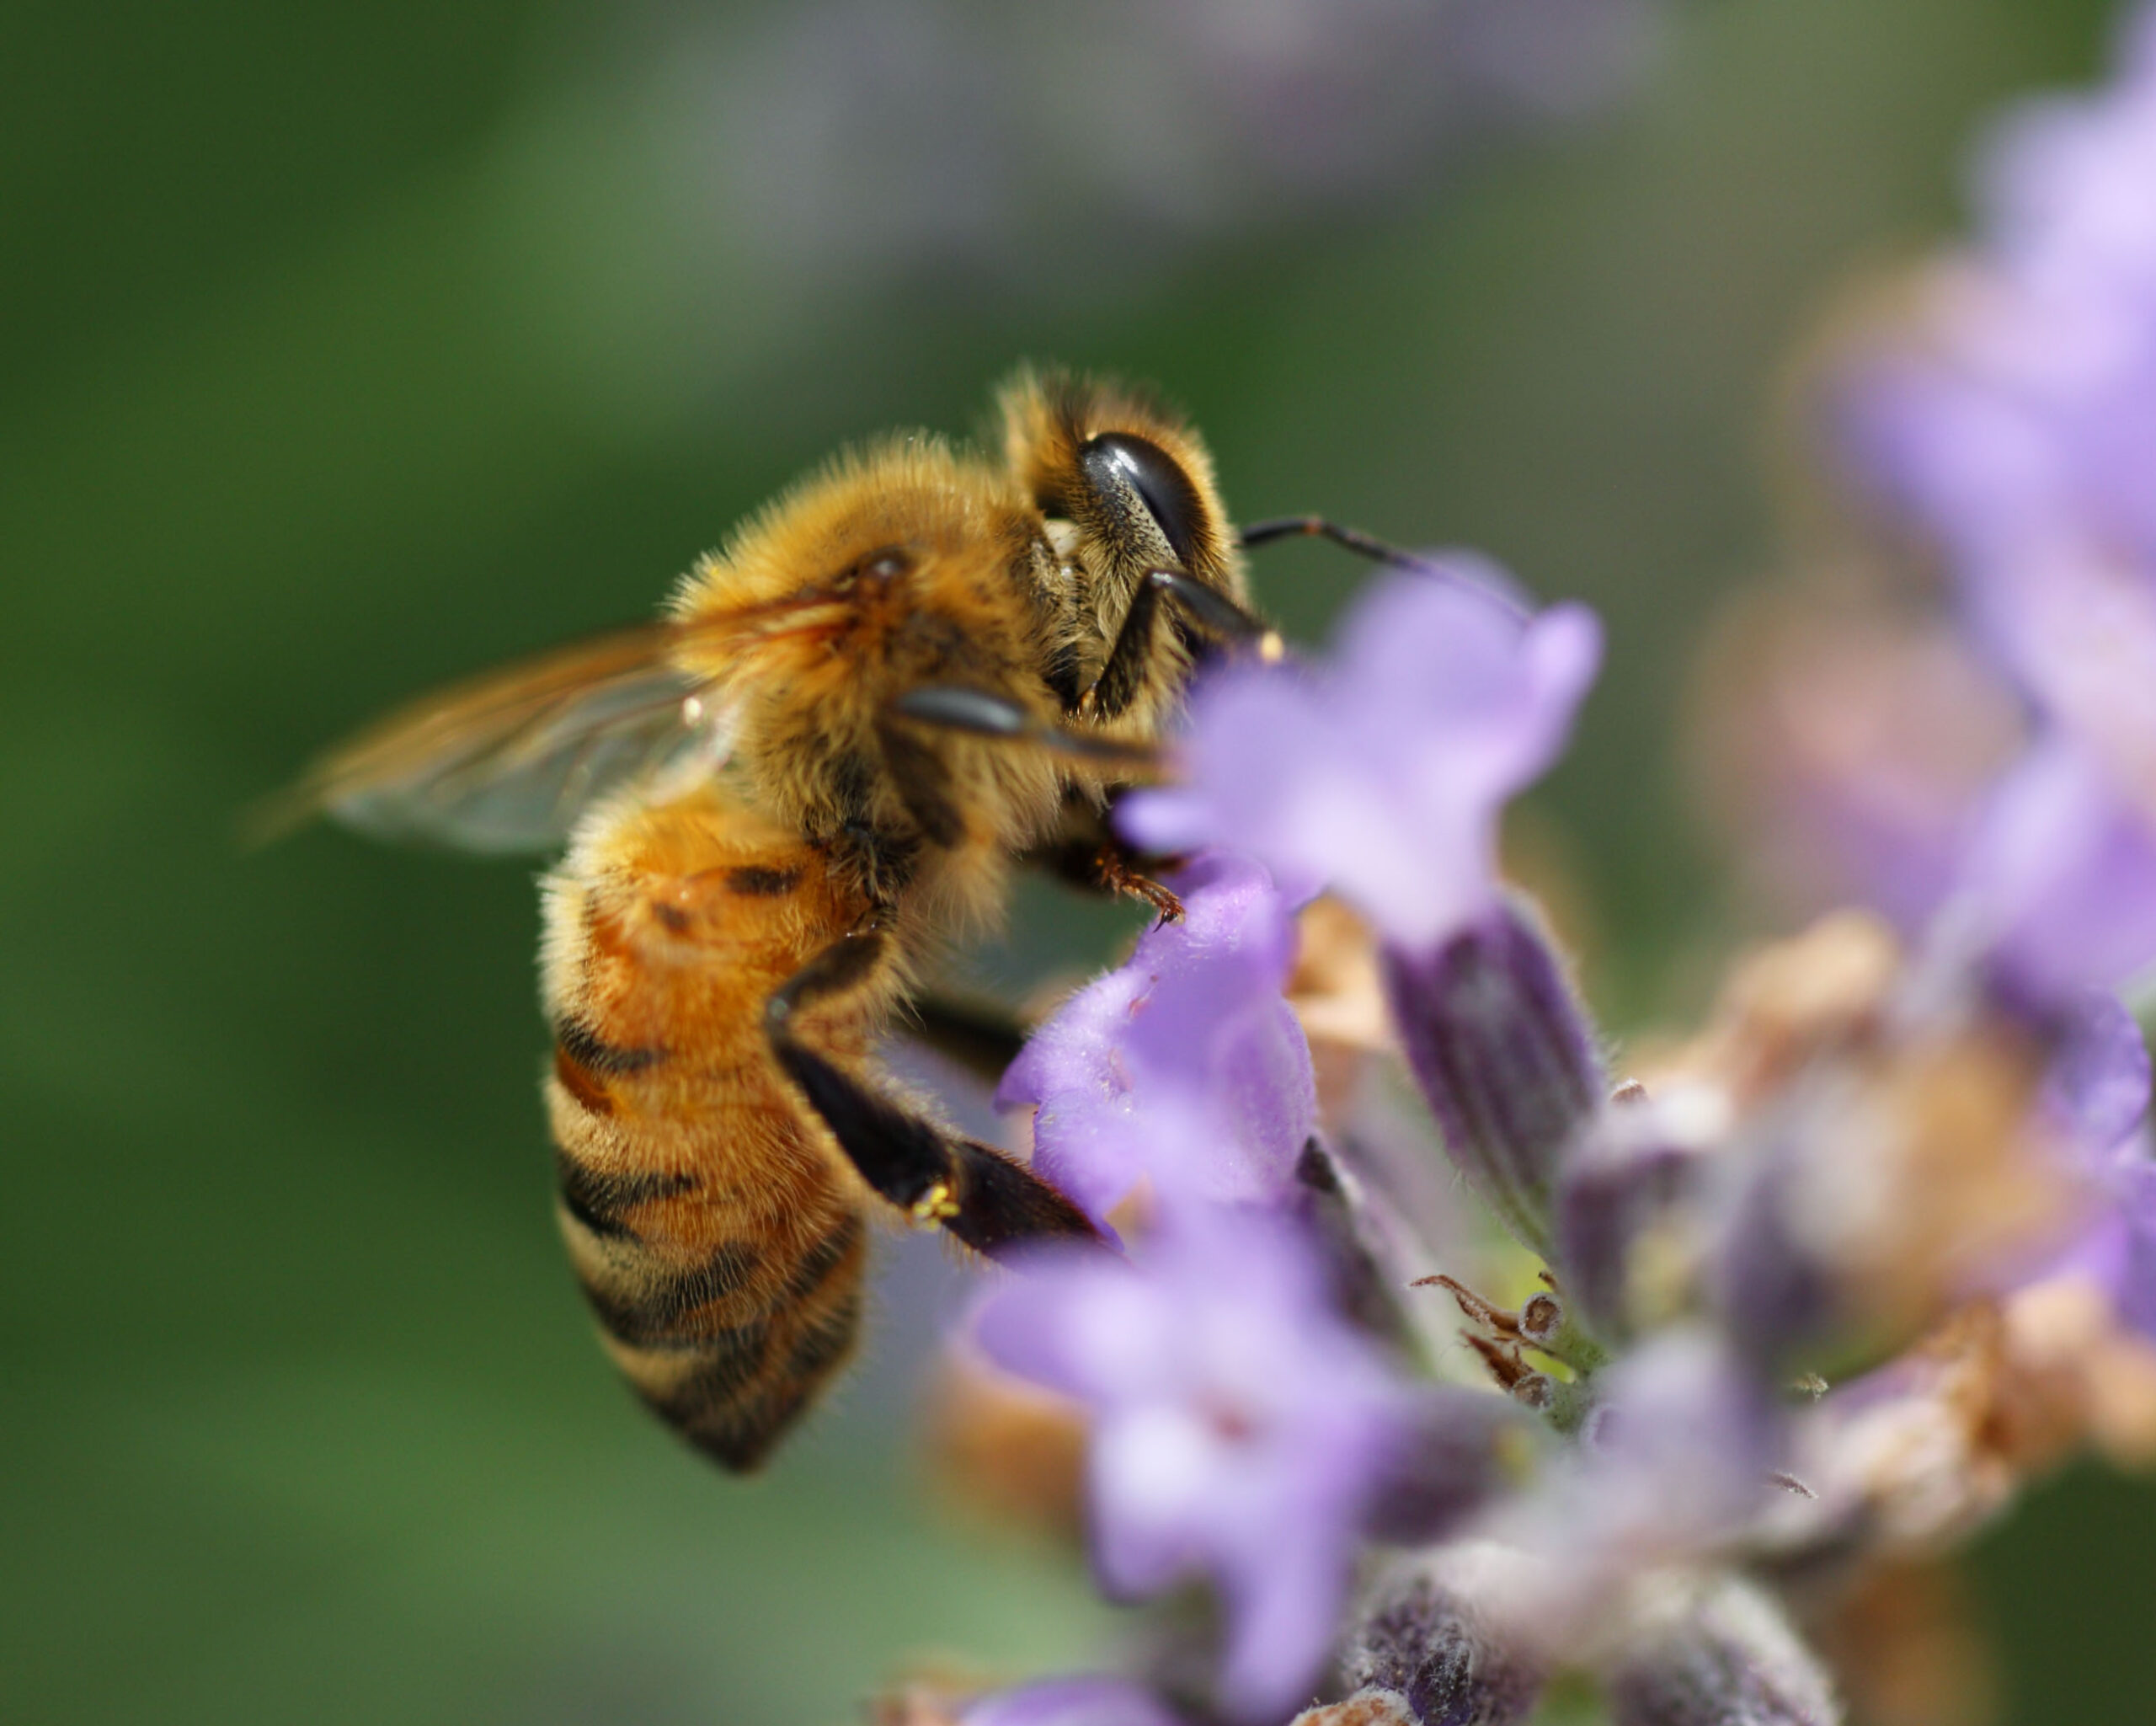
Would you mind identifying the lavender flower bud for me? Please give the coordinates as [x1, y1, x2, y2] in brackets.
[1555, 1114, 1705, 1341]
[1364, 1387, 1526, 1546]
[1295, 1138, 1419, 1348]
[1341, 1558, 1544, 1726]
[1603, 1578, 1840, 1726]
[1712, 1142, 1840, 1373]
[1382, 896, 1604, 1258]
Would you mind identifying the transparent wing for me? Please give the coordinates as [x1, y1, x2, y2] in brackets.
[258, 625, 734, 853]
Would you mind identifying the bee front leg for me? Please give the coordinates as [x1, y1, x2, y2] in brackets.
[888, 686, 1155, 768]
[1085, 567, 1283, 721]
[766, 932, 1104, 1257]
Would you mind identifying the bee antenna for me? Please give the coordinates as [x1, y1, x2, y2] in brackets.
[1237, 516, 1534, 621]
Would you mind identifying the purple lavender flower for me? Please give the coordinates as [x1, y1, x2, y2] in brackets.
[1834, 3, 2156, 569]
[973, 1207, 1422, 1721]
[995, 852, 1316, 1221]
[1833, 3, 2156, 773]
[649, 0, 1668, 303]
[1116, 568, 1604, 1254]
[1554, 1098, 1707, 1342]
[1490, 1329, 1783, 1633]
[958, 1675, 1186, 1726]
[2087, 1154, 2156, 1339]
[1802, 4, 2156, 1374]
[1601, 1575, 1840, 1726]
[2043, 987, 2152, 1155]
[2045, 989, 2156, 1341]
[1337, 1553, 1545, 1725]
[1944, 735, 2156, 1009]
[1119, 566, 1602, 952]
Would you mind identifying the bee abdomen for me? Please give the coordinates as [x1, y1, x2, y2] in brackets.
[635, 1273, 865, 1471]
[559, 1171, 870, 1472]
[553, 1149, 699, 1242]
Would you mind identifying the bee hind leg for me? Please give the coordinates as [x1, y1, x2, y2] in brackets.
[766, 932, 1104, 1258]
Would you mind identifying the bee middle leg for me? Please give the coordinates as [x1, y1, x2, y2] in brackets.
[1021, 792, 1186, 922]
[766, 931, 1104, 1256]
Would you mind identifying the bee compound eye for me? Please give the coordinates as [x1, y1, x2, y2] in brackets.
[1079, 433, 1204, 569]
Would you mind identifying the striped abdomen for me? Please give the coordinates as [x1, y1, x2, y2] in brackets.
[540, 785, 894, 1471]
[551, 1102, 868, 1471]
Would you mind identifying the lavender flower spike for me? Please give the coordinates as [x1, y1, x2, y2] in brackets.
[974, 1208, 1424, 1722]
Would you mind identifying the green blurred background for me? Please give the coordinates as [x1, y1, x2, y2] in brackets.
[7, 1, 2154, 1720]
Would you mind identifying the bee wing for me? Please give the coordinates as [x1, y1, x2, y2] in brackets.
[259, 625, 734, 852]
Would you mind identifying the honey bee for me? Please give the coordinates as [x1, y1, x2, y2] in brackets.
[279, 370, 1394, 1470]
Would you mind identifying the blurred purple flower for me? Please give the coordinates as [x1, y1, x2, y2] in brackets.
[974, 1208, 1418, 1721]
[1807, 8, 2156, 1365]
[1121, 566, 1603, 951]
[2042, 989, 2156, 1341]
[1338, 1552, 1546, 1725]
[1496, 1330, 1781, 1610]
[2091, 1155, 2156, 1339]
[1837, 3, 2156, 561]
[1601, 1575, 1839, 1726]
[1700, 607, 2025, 935]
[2060, 1131, 2156, 1344]
[654, 0, 1668, 298]
[996, 852, 1315, 1221]
[2042, 987, 2152, 1155]
[1834, 3, 2156, 771]
[1555, 1097, 1709, 1341]
[959, 1675, 1185, 1726]
[1943, 735, 2156, 1008]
